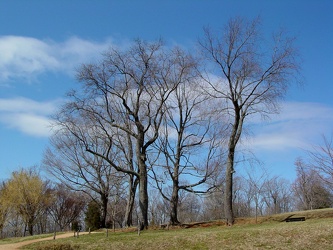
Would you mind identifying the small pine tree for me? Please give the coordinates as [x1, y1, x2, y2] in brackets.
[85, 200, 101, 231]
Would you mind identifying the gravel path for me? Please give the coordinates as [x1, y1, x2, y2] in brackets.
[0, 232, 89, 250]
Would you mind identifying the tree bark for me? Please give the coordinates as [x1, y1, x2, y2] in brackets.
[124, 175, 139, 227]
[138, 165, 148, 230]
[170, 184, 180, 225]
[137, 136, 149, 230]
[28, 218, 34, 236]
[100, 193, 108, 228]
[224, 148, 235, 226]
[224, 106, 242, 226]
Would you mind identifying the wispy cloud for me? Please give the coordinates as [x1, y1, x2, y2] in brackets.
[247, 101, 333, 151]
[0, 35, 115, 136]
[0, 97, 60, 137]
[0, 36, 112, 83]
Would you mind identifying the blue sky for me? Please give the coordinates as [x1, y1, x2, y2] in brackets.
[0, 0, 332, 180]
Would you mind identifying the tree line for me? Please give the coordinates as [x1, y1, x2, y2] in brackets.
[3, 16, 330, 236]
[1, 148, 332, 238]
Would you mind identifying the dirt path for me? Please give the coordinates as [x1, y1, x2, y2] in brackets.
[0, 232, 90, 250]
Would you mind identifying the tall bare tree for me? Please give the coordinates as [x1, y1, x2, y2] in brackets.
[199, 17, 300, 224]
[51, 40, 185, 230]
[151, 54, 223, 225]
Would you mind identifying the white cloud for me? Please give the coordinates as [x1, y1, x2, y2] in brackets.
[247, 101, 333, 151]
[0, 35, 112, 83]
[0, 35, 114, 136]
[1, 113, 52, 137]
[0, 97, 60, 137]
[0, 97, 57, 114]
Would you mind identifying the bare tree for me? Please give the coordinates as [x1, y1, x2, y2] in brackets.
[51, 40, 185, 230]
[245, 170, 267, 222]
[199, 17, 300, 224]
[106, 181, 127, 229]
[178, 192, 202, 223]
[262, 176, 292, 215]
[151, 55, 223, 225]
[148, 189, 168, 226]
[48, 183, 86, 231]
[292, 158, 333, 210]
[202, 189, 224, 221]
[119, 132, 139, 228]
[307, 134, 333, 187]
[233, 176, 253, 218]
[44, 132, 124, 229]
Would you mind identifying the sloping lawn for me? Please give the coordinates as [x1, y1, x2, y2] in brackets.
[22, 217, 333, 250]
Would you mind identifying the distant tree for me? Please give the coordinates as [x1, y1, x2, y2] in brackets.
[0, 182, 8, 238]
[106, 184, 127, 229]
[3, 168, 51, 236]
[148, 189, 166, 226]
[178, 192, 202, 223]
[245, 170, 267, 222]
[262, 176, 292, 215]
[233, 176, 252, 217]
[199, 17, 300, 224]
[48, 184, 86, 231]
[292, 159, 333, 210]
[307, 134, 333, 187]
[85, 200, 101, 231]
[202, 190, 224, 221]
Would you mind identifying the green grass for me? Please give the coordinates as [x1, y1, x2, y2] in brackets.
[23, 220, 333, 250]
[18, 209, 333, 249]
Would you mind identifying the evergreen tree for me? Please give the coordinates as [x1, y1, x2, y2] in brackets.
[85, 200, 101, 230]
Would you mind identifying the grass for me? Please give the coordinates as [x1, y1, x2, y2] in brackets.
[19, 209, 333, 249]
[0, 232, 62, 245]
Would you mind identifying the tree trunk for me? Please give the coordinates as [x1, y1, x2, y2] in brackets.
[28, 219, 34, 236]
[136, 125, 149, 230]
[170, 184, 180, 225]
[224, 107, 242, 226]
[137, 151, 149, 230]
[138, 170, 148, 230]
[124, 175, 139, 227]
[224, 149, 235, 226]
[100, 194, 108, 228]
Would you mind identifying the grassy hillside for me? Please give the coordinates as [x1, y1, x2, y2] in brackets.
[22, 208, 333, 250]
